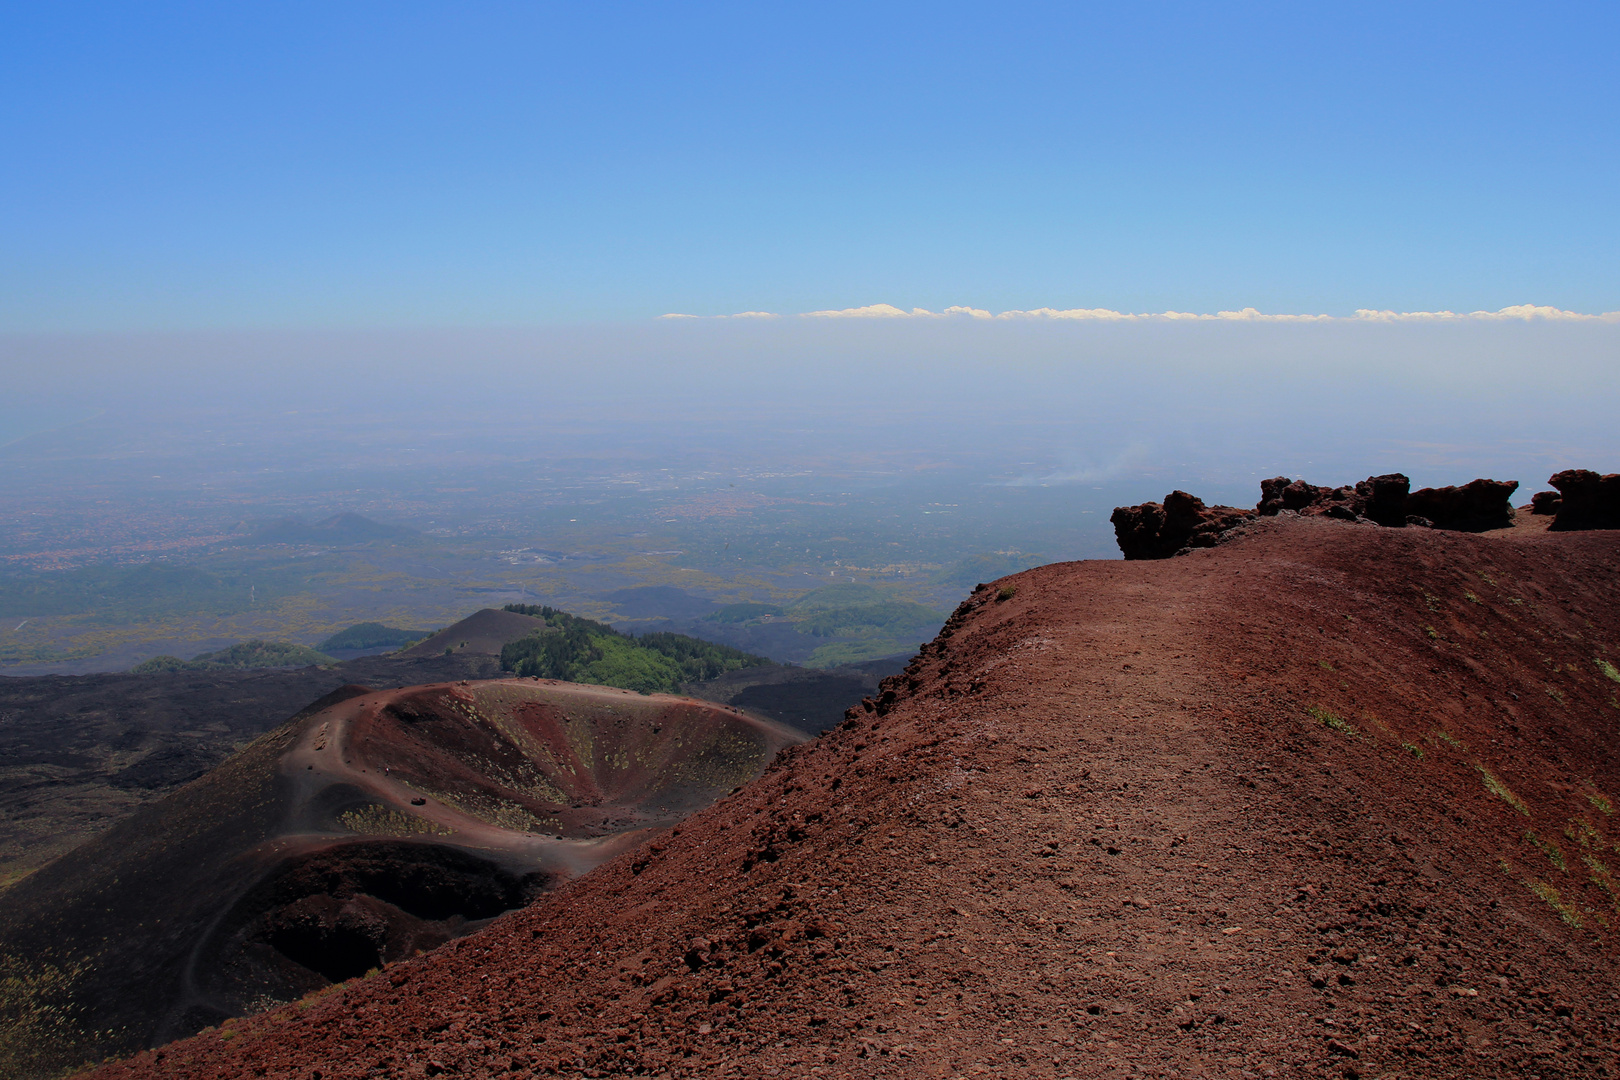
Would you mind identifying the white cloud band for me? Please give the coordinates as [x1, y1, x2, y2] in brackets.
[665, 303, 1620, 322]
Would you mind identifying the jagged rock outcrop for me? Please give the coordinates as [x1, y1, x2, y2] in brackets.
[1110, 490, 1255, 560]
[1530, 490, 1562, 515]
[1258, 473, 1411, 526]
[1546, 469, 1620, 530]
[1256, 473, 1517, 530]
[1118, 472, 1520, 558]
[1405, 478, 1519, 531]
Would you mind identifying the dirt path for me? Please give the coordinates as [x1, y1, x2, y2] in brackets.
[92, 516, 1620, 1080]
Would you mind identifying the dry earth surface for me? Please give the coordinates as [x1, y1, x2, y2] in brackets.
[89, 513, 1620, 1080]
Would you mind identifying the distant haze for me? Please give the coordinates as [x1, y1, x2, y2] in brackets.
[3, 315, 1616, 499]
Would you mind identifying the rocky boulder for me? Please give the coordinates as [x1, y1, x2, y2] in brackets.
[1404, 478, 1519, 532]
[1256, 472, 1518, 531]
[1529, 490, 1562, 515]
[1547, 469, 1620, 530]
[1257, 473, 1411, 526]
[1111, 491, 1255, 560]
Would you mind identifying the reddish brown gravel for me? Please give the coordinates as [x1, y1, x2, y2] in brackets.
[91, 514, 1620, 1080]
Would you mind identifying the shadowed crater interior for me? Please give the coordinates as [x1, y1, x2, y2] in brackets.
[238, 841, 548, 983]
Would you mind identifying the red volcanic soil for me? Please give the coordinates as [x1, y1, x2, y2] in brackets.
[92, 515, 1620, 1080]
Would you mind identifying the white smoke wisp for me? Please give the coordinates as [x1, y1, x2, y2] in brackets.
[1003, 443, 1156, 488]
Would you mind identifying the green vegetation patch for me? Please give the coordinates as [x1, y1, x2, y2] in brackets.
[133, 639, 334, 673]
[1306, 704, 1357, 737]
[1565, 818, 1602, 849]
[0, 952, 93, 1080]
[1526, 880, 1583, 928]
[338, 805, 450, 837]
[1584, 854, 1619, 912]
[1476, 764, 1531, 816]
[1597, 657, 1620, 685]
[1525, 830, 1567, 871]
[500, 604, 766, 693]
[318, 622, 425, 651]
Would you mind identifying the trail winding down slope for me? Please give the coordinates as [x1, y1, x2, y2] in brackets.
[94, 514, 1620, 1079]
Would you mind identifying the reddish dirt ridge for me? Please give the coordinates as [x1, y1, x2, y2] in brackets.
[92, 513, 1620, 1080]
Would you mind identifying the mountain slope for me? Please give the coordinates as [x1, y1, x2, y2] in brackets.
[91, 514, 1620, 1079]
[396, 609, 545, 658]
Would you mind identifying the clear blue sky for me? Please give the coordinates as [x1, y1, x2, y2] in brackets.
[2, 1, 1616, 329]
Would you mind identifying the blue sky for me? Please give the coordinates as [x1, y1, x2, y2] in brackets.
[3, 1, 1617, 329]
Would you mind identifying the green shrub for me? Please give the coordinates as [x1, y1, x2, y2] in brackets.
[500, 604, 765, 692]
[1306, 705, 1357, 737]
[1477, 764, 1531, 816]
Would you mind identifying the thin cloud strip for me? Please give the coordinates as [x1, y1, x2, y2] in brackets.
[798, 303, 1620, 322]
[660, 303, 1619, 321]
[659, 310, 780, 319]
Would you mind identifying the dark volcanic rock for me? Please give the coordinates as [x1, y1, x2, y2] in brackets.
[1256, 472, 1517, 532]
[1358, 473, 1414, 527]
[1258, 473, 1411, 525]
[1547, 469, 1620, 530]
[1404, 478, 1519, 532]
[1111, 491, 1255, 560]
[1529, 490, 1562, 515]
[107, 744, 224, 790]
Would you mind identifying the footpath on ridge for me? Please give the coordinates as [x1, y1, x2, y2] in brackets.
[94, 513, 1620, 1080]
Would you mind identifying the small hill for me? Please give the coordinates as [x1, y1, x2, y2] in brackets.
[246, 513, 415, 545]
[395, 608, 545, 658]
[86, 510, 1620, 1080]
[498, 604, 769, 694]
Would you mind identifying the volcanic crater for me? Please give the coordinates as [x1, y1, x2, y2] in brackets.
[0, 681, 802, 1067]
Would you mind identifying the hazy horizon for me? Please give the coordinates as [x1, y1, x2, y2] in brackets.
[3, 4, 1616, 674]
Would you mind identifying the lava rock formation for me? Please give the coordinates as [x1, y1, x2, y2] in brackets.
[1116, 471, 1524, 558]
[1546, 468, 1620, 530]
[1108, 491, 1255, 560]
